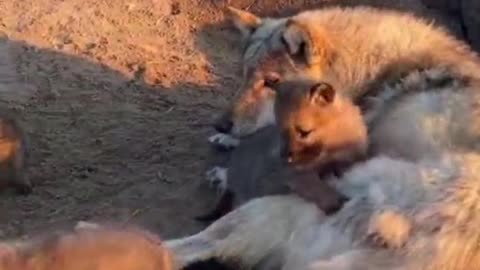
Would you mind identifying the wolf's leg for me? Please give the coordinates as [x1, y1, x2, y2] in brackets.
[167, 195, 321, 269]
[367, 208, 412, 249]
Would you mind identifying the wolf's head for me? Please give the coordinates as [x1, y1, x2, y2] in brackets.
[215, 7, 335, 137]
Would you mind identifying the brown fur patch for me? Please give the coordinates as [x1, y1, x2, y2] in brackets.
[0, 226, 174, 270]
[272, 78, 368, 174]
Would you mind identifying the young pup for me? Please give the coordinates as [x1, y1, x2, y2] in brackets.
[268, 74, 368, 176]
[0, 224, 174, 270]
[0, 115, 32, 195]
[200, 75, 364, 220]
[198, 125, 347, 222]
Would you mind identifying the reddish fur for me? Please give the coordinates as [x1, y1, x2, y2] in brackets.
[273, 79, 368, 175]
[0, 226, 174, 270]
[270, 78, 367, 213]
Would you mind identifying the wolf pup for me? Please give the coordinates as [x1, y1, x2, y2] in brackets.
[0, 223, 174, 270]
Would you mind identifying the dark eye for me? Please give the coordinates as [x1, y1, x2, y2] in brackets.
[295, 126, 313, 139]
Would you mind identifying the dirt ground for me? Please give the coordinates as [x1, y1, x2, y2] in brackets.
[0, 0, 472, 240]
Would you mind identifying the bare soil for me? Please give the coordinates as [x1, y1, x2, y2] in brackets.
[0, 0, 469, 239]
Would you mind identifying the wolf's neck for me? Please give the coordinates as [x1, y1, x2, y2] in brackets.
[356, 67, 461, 128]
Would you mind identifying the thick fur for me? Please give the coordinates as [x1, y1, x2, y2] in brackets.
[200, 125, 347, 223]
[206, 5, 480, 206]
[217, 6, 480, 138]
[0, 115, 31, 195]
[271, 78, 368, 173]
[166, 151, 480, 270]
[172, 67, 480, 269]
[198, 125, 289, 222]
[0, 224, 174, 270]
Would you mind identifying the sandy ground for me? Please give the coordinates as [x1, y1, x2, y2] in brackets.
[0, 0, 471, 240]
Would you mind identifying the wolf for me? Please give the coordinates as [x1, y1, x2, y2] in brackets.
[175, 5, 480, 268]
[214, 5, 480, 139]
[205, 4, 480, 195]
[166, 151, 480, 270]
[167, 61, 480, 269]
[198, 124, 347, 223]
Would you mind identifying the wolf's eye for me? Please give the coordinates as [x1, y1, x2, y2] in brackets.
[295, 126, 313, 139]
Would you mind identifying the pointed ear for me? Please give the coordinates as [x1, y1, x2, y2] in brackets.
[225, 6, 262, 38]
[264, 72, 281, 89]
[309, 82, 335, 105]
[281, 19, 332, 67]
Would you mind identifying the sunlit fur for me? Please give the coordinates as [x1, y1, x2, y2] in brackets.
[0, 224, 174, 270]
[167, 150, 480, 270]
[220, 6, 480, 138]
[175, 66, 480, 269]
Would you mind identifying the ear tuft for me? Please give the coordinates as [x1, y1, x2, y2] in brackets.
[225, 6, 262, 37]
[282, 19, 332, 67]
[309, 82, 336, 104]
[282, 19, 306, 56]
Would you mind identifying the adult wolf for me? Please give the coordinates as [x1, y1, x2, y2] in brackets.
[205, 4, 480, 194]
[213, 5, 480, 139]
[167, 69, 480, 270]
[181, 5, 480, 270]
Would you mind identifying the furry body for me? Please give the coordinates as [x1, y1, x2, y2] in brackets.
[216, 6, 480, 138]
[0, 224, 174, 270]
[167, 152, 480, 270]
[206, 4, 480, 205]
[200, 125, 347, 222]
[184, 5, 480, 270]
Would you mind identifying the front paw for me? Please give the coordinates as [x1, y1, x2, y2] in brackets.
[208, 133, 239, 151]
[367, 210, 411, 249]
[205, 166, 228, 193]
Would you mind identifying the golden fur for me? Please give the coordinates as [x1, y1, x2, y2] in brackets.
[183, 6, 480, 270]
[217, 6, 480, 138]
[270, 77, 368, 173]
[0, 224, 174, 270]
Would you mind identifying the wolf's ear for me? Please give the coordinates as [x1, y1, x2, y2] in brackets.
[309, 82, 335, 105]
[225, 6, 262, 38]
[281, 19, 332, 67]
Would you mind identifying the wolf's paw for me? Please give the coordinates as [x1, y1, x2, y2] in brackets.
[205, 166, 228, 193]
[208, 133, 239, 151]
[367, 210, 411, 249]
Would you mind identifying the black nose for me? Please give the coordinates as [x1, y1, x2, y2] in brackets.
[214, 119, 233, 133]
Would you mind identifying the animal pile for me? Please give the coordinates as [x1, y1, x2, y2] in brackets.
[168, 5, 480, 270]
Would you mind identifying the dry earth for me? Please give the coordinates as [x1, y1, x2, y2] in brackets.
[0, 0, 477, 240]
